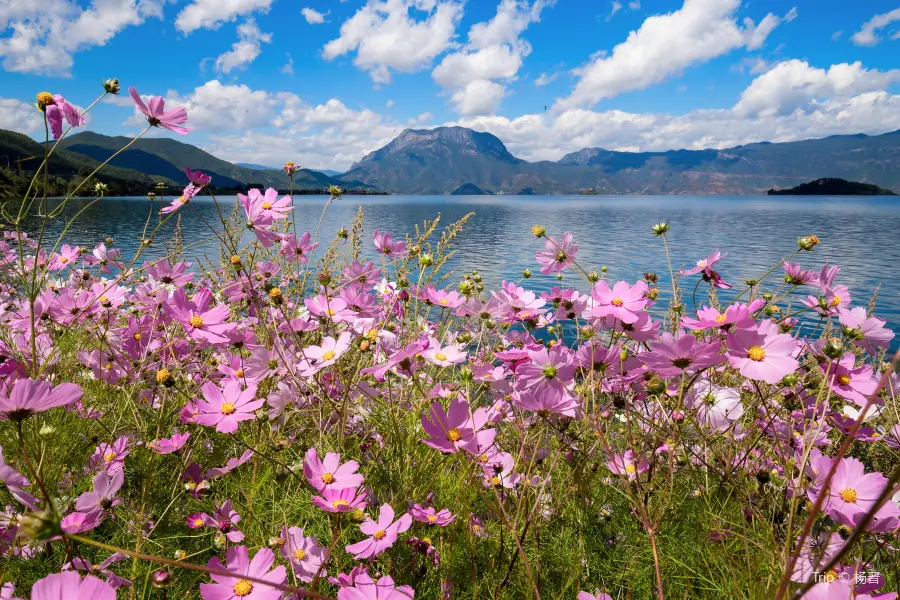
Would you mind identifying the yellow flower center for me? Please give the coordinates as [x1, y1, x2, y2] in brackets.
[98, 296, 110, 305]
[261, 202, 272, 210]
[427, 515, 437, 522]
[189, 316, 204, 328]
[321, 350, 336, 361]
[624, 464, 636, 474]
[133, 332, 142, 340]
[325, 308, 336, 316]
[491, 476, 501, 486]
[321, 472, 335, 484]
[36, 92, 54, 107]
[837, 374, 851, 386]
[715, 314, 727, 323]
[221, 402, 236, 415]
[331, 500, 349, 508]
[830, 295, 841, 307]
[439, 298, 449, 306]
[293, 548, 307, 561]
[747, 346, 766, 361]
[366, 329, 379, 340]
[611, 298, 624, 307]
[435, 352, 448, 361]
[233, 580, 253, 596]
[447, 428, 461, 442]
[155, 368, 171, 383]
[824, 570, 838, 583]
[193, 518, 204, 527]
[104, 452, 116, 462]
[839, 488, 857, 503]
[59, 256, 68, 264]
[234, 369, 244, 378]
[373, 530, 386, 540]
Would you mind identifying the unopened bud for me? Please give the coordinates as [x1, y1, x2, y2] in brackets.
[151, 570, 171, 588]
[823, 337, 844, 359]
[797, 235, 819, 251]
[531, 225, 546, 238]
[102, 78, 121, 94]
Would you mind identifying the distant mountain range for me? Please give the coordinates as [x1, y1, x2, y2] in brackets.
[336, 126, 900, 195]
[236, 163, 345, 178]
[4, 126, 900, 197]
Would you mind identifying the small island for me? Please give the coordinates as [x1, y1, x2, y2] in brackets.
[768, 177, 897, 196]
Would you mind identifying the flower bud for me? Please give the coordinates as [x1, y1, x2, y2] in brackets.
[230, 255, 242, 269]
[764, 305, 780, 317]
[419, 253, 433, 267]
[102, 78, 121, 94]
[213, 532, 227, 549]
[646, 377, 666, 395]
[646, 288, 659, 301]
[19, 511, 62, 541]
[781, 373, 798, 387]
[797, 235, 819, 251]
[317, 271, 332, 286]
[94, 182, 109, 195]
[531, 225, 546, 238]
[823, 337, 844, 359]
[580, 326, 595, 340]
[283, 161, 298, 176]
[337, 227, 349, 239]
[522, 269, 532, 279]
[651, 222, 669, 236]
[151, 570, 171, 588]
[173, 549, 187, 560]
[458, 280, 475, 296]
[587, 270, 599, 282]
[350, 509, 366, 523]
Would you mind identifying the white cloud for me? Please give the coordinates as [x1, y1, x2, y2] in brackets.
[282, 54, 294, 75]
[535, 72, 558, 86]
[0, 97, 44, 134]
[431, 0, 554, 115]
[133, 81, 280, 131]
[301, 7, 328, 24]
[323, 0, 463, 84]
[607, 1, 622, 21]
[385, 99, 395, 108]
[554, 0, 795, 111]
[628, 1, 640, 9]
[734, 60, 900, 117]
[176, 0, 273, 34]
[0, 0, 162, 75]
[851, 8, 900, 46]
[832, 30, 843, 41]
[214, 19, 272, 73]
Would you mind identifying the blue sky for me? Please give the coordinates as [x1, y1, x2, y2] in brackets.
[1, 0, 899, 170]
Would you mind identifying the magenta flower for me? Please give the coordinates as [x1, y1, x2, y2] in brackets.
[426, 287, 465, 309]
[185, 167, 211, 187]
[336, 572, 415, 600]
[43, 94, 86, 140]
[686, 382, 744, 432]
[535, 232, 578, 275]
[61, 510, 102, 534]
[808, 457, 893, 525]
[822, 352, 878, 406]
[0, 445, 38, 509]
[200, 546, 286, 600]
[726, 319, 799, 384]
[280, 232, 318, 264]
[421, 398, 476, 453]
[681, 249, 725, 276]
[303, 332, 352, 371]
[783, 261, 818, 286]
[607, 450, 648, 481]
[373, 230, 408, 256]
[311, 486, 369, 513]
[66, 553, 132, 589]
[590, 280, 648, 324]
[161, 183, 200, 214]
[410, 504, 454, 526]
[512, 385, 581, 417]
[280, 525, 326, 582]
[641, 332, 725, 379]
[345, 504, 412, 560]
[0, 378, 82, 421]
[838, 307, 894, 354]
[90, 437, 130, 474]
[195, 380, 263, 434]
[303, 448, 364, 492]
[578, 593, 613, 600]
[167, 288, 235, 344]
[421, 340, 467, 367]
[31, 571, 115, 600]
[75, 470, 124, 514]
[149, 432, 190, 454]
[129, 87, 193, 135]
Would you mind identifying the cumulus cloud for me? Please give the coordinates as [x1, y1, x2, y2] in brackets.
[851, 8, 900, 46]
[0, 97, 44, 134]
[534, 72, 558, 86]
[301, 7, 328, 24]
[431, 0, 554, 115]
[214, 19, 272, 73]
[323, 0, 463, 84]
[282, 54, 294, 75]
[0, 0, 162, 75]
[554, 0, 796, 111]
[176, 0, 273, 34]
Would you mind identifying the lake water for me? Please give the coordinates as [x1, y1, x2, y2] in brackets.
[26, 194, 900, 348]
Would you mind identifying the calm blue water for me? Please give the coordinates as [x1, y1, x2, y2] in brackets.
[29, 194, 900, 347]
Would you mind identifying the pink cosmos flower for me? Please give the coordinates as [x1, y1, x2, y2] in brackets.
[336, 572, 415, 600]
[0, 446, 38, 509]
[161, 183, 200, 214]
[149, 432, 190, 454]
[410, 504, 454, 526]
[590, 280, 648, 324]
[167, 288, 235, 344]
[312, 486, 369, 513]
[535, 232, 578, 274]
[280, 232, 318, 264]
[90, 437, 130, 474]
[31, 571, 115, 600]
[425, 287, 465, 309]
[49, 244, 81, 271]
[43, 95, 86, 140]
[607, 450, 648, 481]
[345, 504, 412, 560]
[681, 249, 726, 276]
[373, 230, 408, 256]
[512, 385, 581, 417]
[303, 332, 352, 371]
[783, 261, 818, 286]
[802, 264, 851, 316]
[195, 380, 263, 434]
[200, 546, 286, 600]
[680, 300, 763, 330]
[686, 382, 744, 432]
[822, 352, 879, 406]
[726, 319, 799, 384]
[641, 332, 725, 379]
[203, 500, 245, 543]
[0, 378, 82, 421]
[838, 307, 894, 354]
[421, 398, 492, 454]
[205, 450, 254, 479]
[185, 167, 211, 186]
[809, 457, 895, 527]
[578, 593, 613, 600]
[66, 553, 132, 589]
[303, 448, 364, 492]
[279, 526, 326, 582]
[61, 510, 103, 534]
[343, 261, 382, 289]
[421, 340, 467, 367]
[129, 87, 193, 135]
[75, 470, 124, 514]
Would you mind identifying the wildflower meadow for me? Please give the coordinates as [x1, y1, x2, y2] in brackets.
[1, 82, 899, 600]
